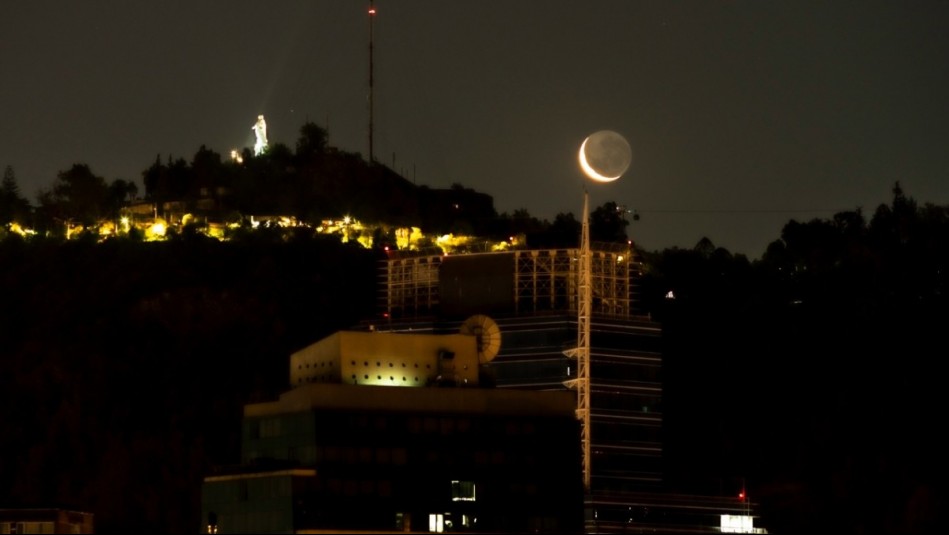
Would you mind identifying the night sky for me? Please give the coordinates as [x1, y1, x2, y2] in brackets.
[2, 1, 948, 257]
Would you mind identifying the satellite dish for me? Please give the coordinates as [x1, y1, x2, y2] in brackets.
[460, 314, 502, 364]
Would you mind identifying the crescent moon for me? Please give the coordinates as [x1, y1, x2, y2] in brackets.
[579, 137, 621, 182]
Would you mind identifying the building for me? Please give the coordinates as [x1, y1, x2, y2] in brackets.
[201, 242, 768, 534]
[288, 331, 481, 389]
[0, 509, 94, 534]
[201, 332, 583, 534]
[378, 247, 664, 495]
[372, 246, 767, 533]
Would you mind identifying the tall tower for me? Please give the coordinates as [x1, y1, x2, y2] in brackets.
[578, 192, 592, 491]
[564, 191, 592, 491]
[367, 1, 376, 164]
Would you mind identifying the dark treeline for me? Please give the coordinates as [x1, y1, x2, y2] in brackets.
[0, 231, 381, 533]
[2, 177, 947, 534]
[645, 183, 947, 534]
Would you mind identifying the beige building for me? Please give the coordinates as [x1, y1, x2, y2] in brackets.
[289, 331, 481, 388]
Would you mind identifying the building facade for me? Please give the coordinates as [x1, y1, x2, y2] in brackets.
[376, 247, 664, 497]
[372, 246, 767, 533]
[0, 509, 94, 534]
[202, 346, 583, 534]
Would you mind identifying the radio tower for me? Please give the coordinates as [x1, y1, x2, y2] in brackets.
[368, 1, 376, 164]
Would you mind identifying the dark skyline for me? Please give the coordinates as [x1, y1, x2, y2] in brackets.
[2, 1, 948, 257]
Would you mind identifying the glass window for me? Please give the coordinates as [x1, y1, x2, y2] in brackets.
[452, 480, 476, 502]
[429, 513, 444, 533]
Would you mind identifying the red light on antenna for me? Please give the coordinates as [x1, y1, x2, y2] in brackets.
[738, 491, 746, 501]
[369, 8, 376, 15]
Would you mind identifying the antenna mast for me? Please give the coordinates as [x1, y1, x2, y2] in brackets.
[563, 190, 592, 493]
[577, 190, 592, 491]
[368, 1, 376, 164]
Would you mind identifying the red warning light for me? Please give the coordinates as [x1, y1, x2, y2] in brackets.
[369, 8, 376, 15]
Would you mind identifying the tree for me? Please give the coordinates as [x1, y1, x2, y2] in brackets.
[0, 165, 32, 226]
[295, 122, 329, 161]
[142, 155, 191, 206]
[590, 201, 629, 243]
[507, 208, 544, 237]
[693, 236, 716, 258]
[142, 155, 165, 201]
[869, 181, 918, 247]
[107, 179, 138, 218]
[38, 164, 110, 227]
[528, 212, 580, 248]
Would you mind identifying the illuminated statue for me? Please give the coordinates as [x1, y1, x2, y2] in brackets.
[252, 114, 268, 156]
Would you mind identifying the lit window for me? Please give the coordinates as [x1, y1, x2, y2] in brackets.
[452, 480, 476, 502]
[429, 514, 444, 533]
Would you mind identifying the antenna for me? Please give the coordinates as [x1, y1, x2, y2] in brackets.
[368, 0, 376, 164]
[460, 315, 502, 364]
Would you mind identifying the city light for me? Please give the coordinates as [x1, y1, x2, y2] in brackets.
[146, 221, 167, 240]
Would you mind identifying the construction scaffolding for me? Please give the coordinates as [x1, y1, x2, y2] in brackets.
[514, 249, 576, 314]
[590, 243, 638, 317]
[381, 243, 644, 320]
[380, 250, 442, 318]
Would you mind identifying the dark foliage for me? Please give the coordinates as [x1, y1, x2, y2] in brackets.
[0, 235, 380, 534]
[0, 165, 32, 226]
[642, 184, 948, 534]
[139, 122, 425, 228]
